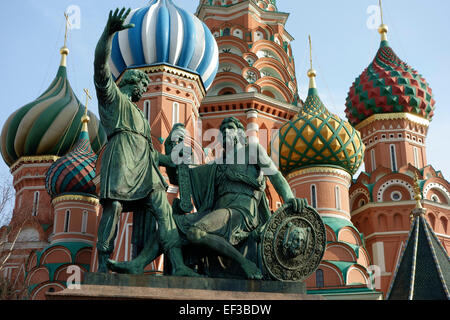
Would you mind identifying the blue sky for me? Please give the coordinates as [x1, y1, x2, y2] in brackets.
[0, 0, 448, 183]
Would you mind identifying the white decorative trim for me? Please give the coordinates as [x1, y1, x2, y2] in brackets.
[32, 283, 65, 300]
[346, 266, 369, 286]
[350, 188, 370, 200]
[364, 231, 409, 240]
[372, 242, 386, 272]
[201, 91, 299, 113]
[319, 213, 352, 221]
[247, 122, 259, 131]
[289, 176, 351, 189]
[318, 263, 344, 285]
[53, 203, 99, 210]
[13, 174, 47, 187]
[51, 232, 95, 239]
[11, 161, 56, 176]
[434, 232, 450, 240]
[350, 188, 370, 209]
[50, 239, 95, 245]
[376, 179, 414, 202]
[424, 182, 450, 203]
[390, 191, 403, 201]
[326, 243, 357, 260]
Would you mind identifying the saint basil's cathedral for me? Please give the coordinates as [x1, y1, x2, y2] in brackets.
[0, 0, 448, 300]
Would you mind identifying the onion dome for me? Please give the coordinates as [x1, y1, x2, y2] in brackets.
[0, 48, 107, 167]
[45, 110, 98, 198]
[109, 0, 219, 90]
[279, 62, 365, 175]
[345, 24, 435, 126]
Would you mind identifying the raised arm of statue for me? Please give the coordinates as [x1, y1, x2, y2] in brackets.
[94, 8, 135, 100]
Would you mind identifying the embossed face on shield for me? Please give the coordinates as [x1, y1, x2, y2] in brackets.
[282, 223, 311, 259]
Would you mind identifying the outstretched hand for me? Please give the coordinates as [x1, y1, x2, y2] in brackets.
[106, 7, 135, 35]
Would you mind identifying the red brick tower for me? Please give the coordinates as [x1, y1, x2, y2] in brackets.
[345, 14, 450, 296]
[196, 0, 301, 210]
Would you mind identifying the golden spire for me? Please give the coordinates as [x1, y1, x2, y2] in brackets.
[378, 0, 389, 42]
[410, 171, 425, 222]
[60, 13, 71, 67]
[307, 35, 317, 89]
[81, 88, 91, 132]
[413, 171, 423, 209]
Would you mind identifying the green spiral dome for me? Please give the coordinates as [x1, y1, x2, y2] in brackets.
[0, 65, 107, 167]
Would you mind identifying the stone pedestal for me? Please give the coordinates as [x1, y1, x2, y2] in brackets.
[47, 273, 323, 300]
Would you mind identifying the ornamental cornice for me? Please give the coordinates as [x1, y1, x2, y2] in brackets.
[10, 156, 60, 173]
[286, 166, 352, 182]
[355, 112, 430, 131]
[52, 194, 99, 206]
[116, 64, 206, 97]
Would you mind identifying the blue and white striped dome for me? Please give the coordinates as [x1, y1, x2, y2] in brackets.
[109, 0, 219, 90]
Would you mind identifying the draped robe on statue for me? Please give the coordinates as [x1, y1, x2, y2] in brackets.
[174, 163, 271, 275]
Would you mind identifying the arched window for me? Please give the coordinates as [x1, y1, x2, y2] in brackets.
[440, 217, 448, 233]
[335, 186, 341, 210]
[378, 214, 388, 231]
[64, 210, 71, 233]
[172, 102, 180, 125]
[394, 214, 403, 229]
[143, 100, 151, 120]
[232, 28, 243, 39]
[32, 191, 40, 216]
[413, 147, 419, 168]
[316, 269, 324, 288]
[431, 195, 440, 203]
[371, 149, 376, 171]
[311, 185, 317, 209]
[359, 199, 366, 208]
[390, 144, 397, 172]
[428, 214, 436, 230]
[81, 210, 88, 234]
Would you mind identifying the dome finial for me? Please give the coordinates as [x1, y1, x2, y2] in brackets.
[81, 88, 91, 132]
[307, 35, 317, 89]
[60, 12, 71, 67]
[413, 172, 423, 210]
[378, 0, 389, 43]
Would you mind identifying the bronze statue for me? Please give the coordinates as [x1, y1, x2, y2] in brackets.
[94, 8, 196, 277]
[108, 118, 313, 280]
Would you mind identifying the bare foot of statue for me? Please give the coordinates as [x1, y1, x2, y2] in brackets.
[106, 259, 144, 274]
[241, 260, 263, 280]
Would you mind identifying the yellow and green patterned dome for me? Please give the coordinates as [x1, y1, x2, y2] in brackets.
[279, 69, 365, 175]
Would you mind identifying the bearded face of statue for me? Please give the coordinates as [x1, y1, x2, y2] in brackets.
[130, 79, 148, 102]
[118, 70, 150, 102]
[220, 121, 239, 149]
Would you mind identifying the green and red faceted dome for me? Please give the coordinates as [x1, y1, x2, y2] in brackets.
[45, 119, 98, 198]
[345, 40, 435, 126]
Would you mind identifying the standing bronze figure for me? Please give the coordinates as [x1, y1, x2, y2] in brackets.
[94, 8, 196, 277]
